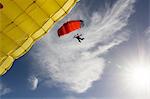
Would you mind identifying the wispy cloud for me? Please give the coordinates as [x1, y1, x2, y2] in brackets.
[65, 96, 97, 99]
[28, 75, 39, 90]
[0, 83, 11, 96]
[31, 0, 135, 93]
[145, 26, 150, 34]
[145, 26, 150, 42]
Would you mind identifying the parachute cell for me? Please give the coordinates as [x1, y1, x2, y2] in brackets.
[0, 0, 77, 76]
[58, 20, 84, 37]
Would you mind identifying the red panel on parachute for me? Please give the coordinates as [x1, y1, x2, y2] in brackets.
[58, 20, 84, 37]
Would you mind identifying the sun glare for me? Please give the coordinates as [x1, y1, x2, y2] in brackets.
[122, 60, 150, 94]
[129, 66, 150, 88]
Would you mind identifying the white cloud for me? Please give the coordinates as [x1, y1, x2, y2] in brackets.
[31, 0, 135, 93]
[0, 83, 11, 96]
[28, 75, 39, 90]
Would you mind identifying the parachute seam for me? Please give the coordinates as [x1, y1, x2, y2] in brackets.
[1, 32, 19, 48]
[0, 14, 31, 58]
[12, 0, 47, 35]
[0, 49, 7, 57]
[1, 12, 29, 49]
[0, 32, 28, 58]
[1, 12, 28, 37]
[55, 0, 68, 15]
[51, 0, 77, 22]
[34, 2, 49, 18]
[2, 1, 36, 33]
[2, 13, 29, 36]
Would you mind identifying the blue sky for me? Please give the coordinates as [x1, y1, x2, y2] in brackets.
[0, 0, 149, 99]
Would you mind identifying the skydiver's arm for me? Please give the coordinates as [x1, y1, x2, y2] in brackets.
[73, 35, 77, 38]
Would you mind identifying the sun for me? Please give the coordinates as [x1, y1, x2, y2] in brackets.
[121, 59, 150, 94]
[128, 65, 150, 89]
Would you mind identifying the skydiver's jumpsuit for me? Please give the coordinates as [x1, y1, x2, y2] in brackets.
[74, 34, 84, 43]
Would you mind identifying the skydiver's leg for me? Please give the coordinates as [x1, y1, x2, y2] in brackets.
[81, 38, 84, 40]
[77, 38, 81, 43]
[79, 38, 84, 41]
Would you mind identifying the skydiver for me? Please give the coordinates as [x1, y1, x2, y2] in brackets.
[74, 34, 84, 43]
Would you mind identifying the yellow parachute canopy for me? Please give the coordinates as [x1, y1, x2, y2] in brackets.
[0, 0, 77, 76]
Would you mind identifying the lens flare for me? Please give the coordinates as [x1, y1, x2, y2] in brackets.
[122, 60, 150, 95]
[127, 66, 150, 89]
